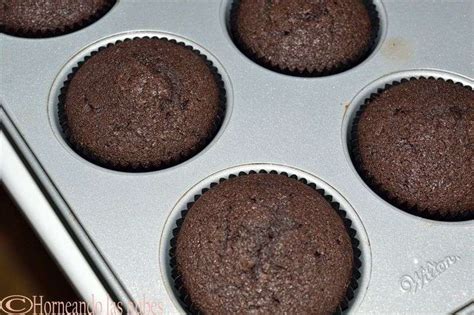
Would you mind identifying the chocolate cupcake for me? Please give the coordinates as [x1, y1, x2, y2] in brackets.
[230, 0, 379, 76]
[0, 0, 115, 37]
[352, 78, 474, 220]
[173, 173, 358, 314]
[59, 37, 225, 171]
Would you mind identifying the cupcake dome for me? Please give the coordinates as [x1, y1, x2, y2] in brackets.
[352, 78, 474, 220]
[0, 0, 115, 37]
[175, 173, 355, 314]
[61, 38, 225, 171]
[230, 0, 378, 75]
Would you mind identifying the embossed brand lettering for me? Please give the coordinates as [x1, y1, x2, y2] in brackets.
[400, 256, 461, 293]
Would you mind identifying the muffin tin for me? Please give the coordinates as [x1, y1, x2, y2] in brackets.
[1, 0, 473, 313]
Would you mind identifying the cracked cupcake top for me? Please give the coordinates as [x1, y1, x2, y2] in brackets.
[62, 38, 223, 171]
[175, 173, 354, 314]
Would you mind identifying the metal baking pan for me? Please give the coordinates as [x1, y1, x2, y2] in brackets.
[1, 1, 472, 313]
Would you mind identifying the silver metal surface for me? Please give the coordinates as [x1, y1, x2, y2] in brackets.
[1, 0, 473, 314]
[0, 131, 119, 315]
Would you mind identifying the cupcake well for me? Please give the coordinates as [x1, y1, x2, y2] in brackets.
[169, 170, 363, 314]
[58, 36, 227, 172]
[0, 0, 116, 38]
[350, 76, 474, 221]
[229, 0, 380, 77]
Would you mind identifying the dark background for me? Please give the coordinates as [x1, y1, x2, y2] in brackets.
[0, 185, 79, 301]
